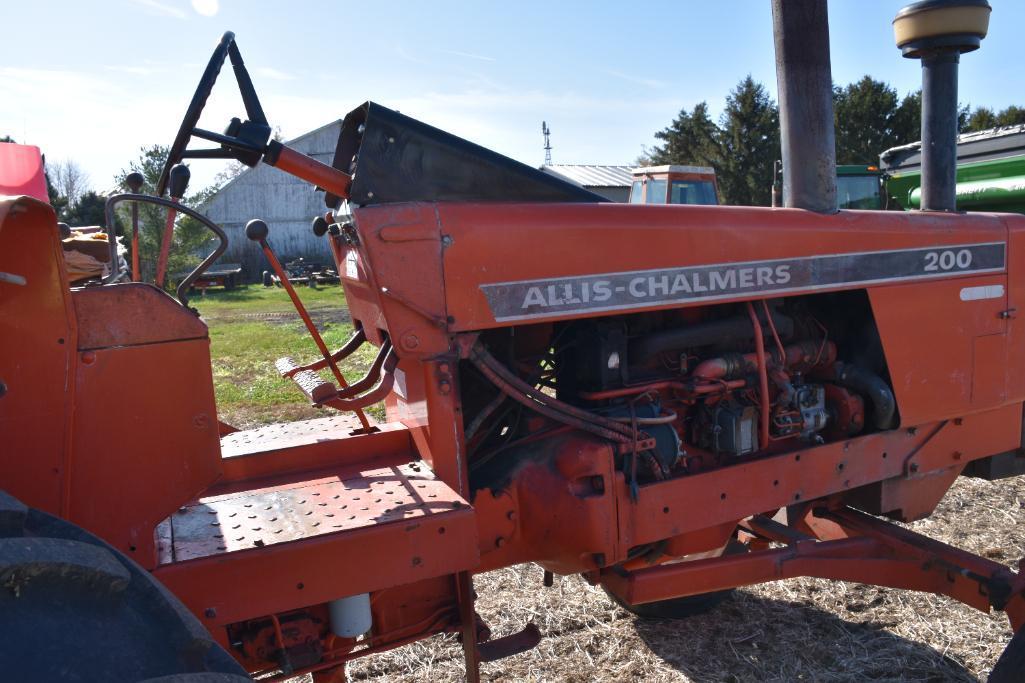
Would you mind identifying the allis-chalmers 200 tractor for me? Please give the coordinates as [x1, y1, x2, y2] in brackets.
[2, 1, 1024, 681]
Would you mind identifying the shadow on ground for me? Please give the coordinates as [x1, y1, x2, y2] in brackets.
[632, 589, 976, 682]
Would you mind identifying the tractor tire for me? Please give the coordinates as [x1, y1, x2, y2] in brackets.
[604, 539, 747, 619]
[262, 270, 272, 287]
[0, 490, 250, 683]
[990, 626, 1025, 683]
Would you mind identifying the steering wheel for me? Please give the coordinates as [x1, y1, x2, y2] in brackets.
[157, 32, 234, 196]
[156, 31, 270, 196]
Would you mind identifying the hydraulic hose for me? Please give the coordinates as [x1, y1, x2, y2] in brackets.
[469, 343, 635, 442]
[834, 363, 897, 431]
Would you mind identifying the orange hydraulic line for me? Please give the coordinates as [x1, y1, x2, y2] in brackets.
[154, 205, 177, 288]
[747, 301, 770, 450]
[259, 240, 371, 431]
[762, 299, 786, 366]
[578, 379, 746, 401]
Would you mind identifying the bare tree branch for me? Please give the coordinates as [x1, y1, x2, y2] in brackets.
[48, 159, 91, 205]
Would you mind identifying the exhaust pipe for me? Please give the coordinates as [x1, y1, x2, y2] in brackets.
[771, 0, 837, 213]
[893, 0, 991, 212]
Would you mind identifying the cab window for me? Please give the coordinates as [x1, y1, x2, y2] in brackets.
[670, 180, 717, 205]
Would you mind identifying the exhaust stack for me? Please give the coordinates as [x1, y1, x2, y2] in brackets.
[893, 0, 991, 212]
[771, 0, 837, 213]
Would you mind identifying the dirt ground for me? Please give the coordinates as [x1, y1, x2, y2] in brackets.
[344, 474, 1023, 683]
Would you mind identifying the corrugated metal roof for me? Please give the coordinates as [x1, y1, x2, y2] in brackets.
[542, 164, 634, 188]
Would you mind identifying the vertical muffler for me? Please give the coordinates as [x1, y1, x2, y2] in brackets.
[893, 0, 991, 212]
[771, 0, 838, 213]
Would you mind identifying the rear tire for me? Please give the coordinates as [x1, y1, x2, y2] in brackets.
[262, 270, 272, 287]
[990, 627, 1025, 683]
[0, 490, 249, 682]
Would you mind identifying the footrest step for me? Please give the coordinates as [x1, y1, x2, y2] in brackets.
[275, 356, 335, 404]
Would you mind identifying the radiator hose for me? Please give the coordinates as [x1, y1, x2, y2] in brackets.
[834, 362, 896, 431]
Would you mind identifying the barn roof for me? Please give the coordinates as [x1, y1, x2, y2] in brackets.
[541, 164, 634, 188]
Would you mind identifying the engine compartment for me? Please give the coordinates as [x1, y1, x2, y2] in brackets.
[465, 290, 897, 494]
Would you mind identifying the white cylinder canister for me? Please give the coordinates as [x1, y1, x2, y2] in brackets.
[328, 593, 372, 637]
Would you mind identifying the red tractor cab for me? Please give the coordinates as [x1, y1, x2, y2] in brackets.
[628, 165, 719, 205]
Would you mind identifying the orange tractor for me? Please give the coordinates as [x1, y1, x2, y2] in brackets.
[2, 1, 1024, 681]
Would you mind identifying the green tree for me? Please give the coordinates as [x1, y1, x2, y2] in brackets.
[995, 105, 1025, 127]
[114, 145, 216, 286]
[648, 102, 720, 168]
[716, 76, 779, 206]
[63, 191, 109, 227]
[964, 105, 1025, 133]
[833, 77, 901, 164]
[965, 106, 998, 132]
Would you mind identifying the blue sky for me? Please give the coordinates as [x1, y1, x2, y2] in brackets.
[1, 0, 1022, 193]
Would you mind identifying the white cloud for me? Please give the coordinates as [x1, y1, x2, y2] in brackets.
[191, 0, 219, 17]
[129, 0, 187, 19]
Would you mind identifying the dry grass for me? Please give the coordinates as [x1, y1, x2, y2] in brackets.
[344, 475, 1023, 683]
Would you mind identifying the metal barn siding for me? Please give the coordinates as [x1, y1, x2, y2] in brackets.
[203, 121, 342, 281]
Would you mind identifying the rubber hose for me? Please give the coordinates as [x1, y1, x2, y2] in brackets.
[836, 363, 896, 431]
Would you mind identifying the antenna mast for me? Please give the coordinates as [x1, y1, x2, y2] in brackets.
[542, 121, 552, 166]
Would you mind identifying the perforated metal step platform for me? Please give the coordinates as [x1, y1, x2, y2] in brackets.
[220, 414, 373, 458]
[153, 417, 479, 626]
[162, 461, 468, 563]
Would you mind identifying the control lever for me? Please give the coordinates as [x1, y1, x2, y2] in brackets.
[155, 164, 190, 287]
[124, 172, 145, 281]
[246, 219, 372, 431]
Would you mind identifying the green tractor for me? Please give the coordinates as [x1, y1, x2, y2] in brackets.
[882, 124, 1025, 213]
[772, 125, 1025, 213]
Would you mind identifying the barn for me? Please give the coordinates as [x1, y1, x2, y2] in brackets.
[202, 123, 635, 281]
[202, 120, 341, 281]
[541, 165, 633, 202]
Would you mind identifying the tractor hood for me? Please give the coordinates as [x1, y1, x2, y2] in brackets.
[326, 101, 608, 207]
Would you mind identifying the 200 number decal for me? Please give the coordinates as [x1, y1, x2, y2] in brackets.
[924, 249, 973, 272]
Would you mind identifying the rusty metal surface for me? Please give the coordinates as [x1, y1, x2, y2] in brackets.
[167, 461, 467, 563]
[73, 283, 207, 350]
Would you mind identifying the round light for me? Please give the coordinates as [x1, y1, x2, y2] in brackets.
[893, 0, 990, 57]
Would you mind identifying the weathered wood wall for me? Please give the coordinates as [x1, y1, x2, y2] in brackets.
[203, 121, 341, 281]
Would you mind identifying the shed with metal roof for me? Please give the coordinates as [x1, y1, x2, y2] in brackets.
[541, 164, 634, 202]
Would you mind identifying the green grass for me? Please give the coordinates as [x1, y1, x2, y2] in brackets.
[190, 284, 342, 317]
[197, 284, 381, 428]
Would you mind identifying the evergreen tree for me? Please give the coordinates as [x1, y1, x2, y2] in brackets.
[63, 191, 109, 227]
[716, 76, 779, 206]
[649, 102, 719, 168]
[833, 77, 901, 164]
